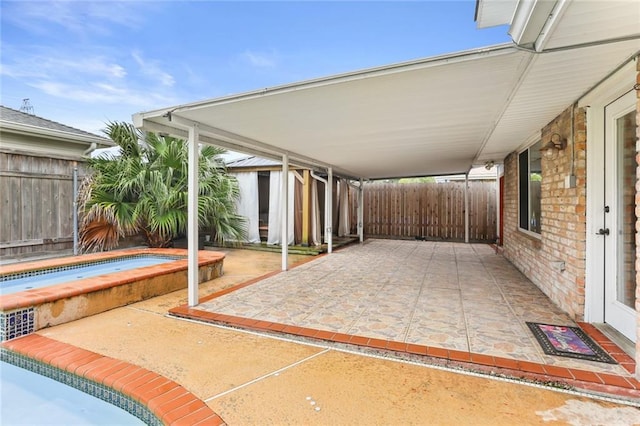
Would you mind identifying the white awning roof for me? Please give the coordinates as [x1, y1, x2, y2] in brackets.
[134, 1, 639, 180]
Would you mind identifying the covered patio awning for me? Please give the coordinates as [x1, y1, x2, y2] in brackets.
[133, 0, 639, 306]
[133, 42, 638, 181]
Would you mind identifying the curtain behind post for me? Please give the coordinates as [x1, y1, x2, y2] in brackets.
[338, 179, 351, 237]
[311, 178, 322, 245]
[231, 172, 261, 243]
[267, 171, 295, 245]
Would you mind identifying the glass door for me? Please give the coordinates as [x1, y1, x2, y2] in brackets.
[603, 90, 637, 342]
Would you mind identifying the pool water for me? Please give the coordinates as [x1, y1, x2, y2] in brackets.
[1, 361, 145, 425]
[0, 256, 177, 295]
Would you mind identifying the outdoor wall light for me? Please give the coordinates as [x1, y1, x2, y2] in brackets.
[484, 161, 495, 170]
[541, 133, 567, 159]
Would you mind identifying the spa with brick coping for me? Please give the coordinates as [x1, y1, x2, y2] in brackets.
[0, 248, 225, 341]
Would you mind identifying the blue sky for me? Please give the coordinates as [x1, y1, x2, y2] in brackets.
[1, 1, 510, 136]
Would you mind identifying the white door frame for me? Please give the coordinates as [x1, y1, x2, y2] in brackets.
[583, 60, 636, 324]
[603, 90, 636, 341]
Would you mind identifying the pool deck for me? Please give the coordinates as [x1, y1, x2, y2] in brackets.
[172, 240, 639, 398]
[2, 242, 640, 424]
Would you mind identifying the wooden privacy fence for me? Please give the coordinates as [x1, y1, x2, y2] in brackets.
[0, 152, 85, 258]
[354, 181, 497, 242]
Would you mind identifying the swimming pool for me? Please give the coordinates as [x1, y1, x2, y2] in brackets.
[0, 248, 225, 341]
[1, 255, 178, 295]
[1, 361, 146, 425]
[1, 334, 224, 425]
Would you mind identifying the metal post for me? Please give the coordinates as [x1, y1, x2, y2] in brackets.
[281, 154, 289, 271]
[464, 172, 469, 243]
[327, 168, 333, 253]
[73, 163, 78, 255]
[495, 165, 501, 245]
[358, 179, 364, 243]
[187, 125, 199, 307]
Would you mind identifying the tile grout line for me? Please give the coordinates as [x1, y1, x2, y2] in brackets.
[457, 246, 474, 354]
[401, 246, 435, 343]
[203, 348, 331, 402]
[472, 244, 548, 364]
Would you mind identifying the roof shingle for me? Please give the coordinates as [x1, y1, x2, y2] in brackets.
[0, 105, 106, 139]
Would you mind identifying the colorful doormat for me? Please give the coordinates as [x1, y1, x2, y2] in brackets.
[526, 322, 617, 364]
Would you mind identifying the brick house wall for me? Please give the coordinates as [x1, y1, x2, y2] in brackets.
[504, 61, 640, 377]
[635, 60, 640, 370]
[503, 106, 588, 320]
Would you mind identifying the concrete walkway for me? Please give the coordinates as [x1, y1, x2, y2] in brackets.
[34, 245, 640, 424]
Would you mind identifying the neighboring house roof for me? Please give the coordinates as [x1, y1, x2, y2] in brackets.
[227, 155, 282, 169]
[435, 166, 499, 182]
[0, 105, 113, 148]
[135, 1, 639, 180]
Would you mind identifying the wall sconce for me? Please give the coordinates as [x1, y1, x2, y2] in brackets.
[541, 133, 567, 159]
[484, 161, 494, 170]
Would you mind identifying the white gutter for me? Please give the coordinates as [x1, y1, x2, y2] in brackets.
[82, 142, 97, 157]
[508, 0, 557, 49]
[533, 0, 569, 52]
[0, 121, 112, 147]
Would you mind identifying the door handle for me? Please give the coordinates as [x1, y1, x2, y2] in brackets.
[596, 228, 610, 236]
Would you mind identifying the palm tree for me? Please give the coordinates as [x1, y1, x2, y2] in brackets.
[78, 122, 246, 251]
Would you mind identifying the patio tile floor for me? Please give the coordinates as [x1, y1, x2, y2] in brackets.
[172, 239, 638, 398]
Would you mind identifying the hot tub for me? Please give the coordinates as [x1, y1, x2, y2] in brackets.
[0, 248, 224, 341]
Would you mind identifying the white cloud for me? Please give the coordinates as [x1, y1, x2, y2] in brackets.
[1, 44, 177, 111]
[242, 50, 279, 69]
[0, 47, 126, 81]
[131, 51, 175, 87]
[4, 1, 146, 36]
[31, 80, 174, 109]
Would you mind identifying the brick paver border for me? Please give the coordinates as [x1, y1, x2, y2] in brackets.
[170, 302, 640, 402]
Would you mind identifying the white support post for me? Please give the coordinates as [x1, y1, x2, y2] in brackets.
[281, 153, 289, 271]
[464, 172, 470, 244]
[327, 168, 333, 253]
[358, 179, 364, 243]
[495, 165, 501, 245]
[72, 163, 78, 255]
[187, 124, 199, 307]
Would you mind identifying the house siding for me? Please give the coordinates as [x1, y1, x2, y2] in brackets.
[503, 106, 588, 320]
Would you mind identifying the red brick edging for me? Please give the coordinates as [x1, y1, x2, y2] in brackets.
[1, 334, 226, 425]
[170, 302, 640, 401]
